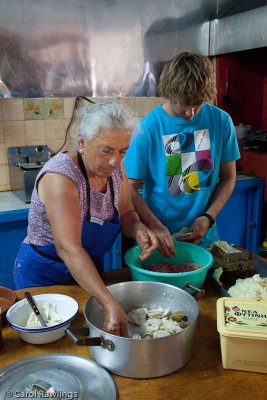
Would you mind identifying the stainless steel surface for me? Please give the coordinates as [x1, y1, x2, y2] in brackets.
[31, 379, 56, 395]
[0, 354, 116, 400]
[66, 326, 113, 348]
[8, 146, 50, 203]
[1, 0, 265, 98]
[183, 283, 206, 300]
[79, 281, 199, 378]
[24, 291, 47, 328]
[19, 162, 47, 171]
[210, 5, 267, 55]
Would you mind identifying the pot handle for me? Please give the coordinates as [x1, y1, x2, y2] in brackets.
[183, 283, 205, 300]
[65, 327, 115, 351]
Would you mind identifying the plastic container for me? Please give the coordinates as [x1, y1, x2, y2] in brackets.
[124, 241, 214, 293]
[234, 123, 251, 140]
[217, 297, 267, 373]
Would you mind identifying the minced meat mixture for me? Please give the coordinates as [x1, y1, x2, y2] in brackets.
[142, 262, 204, 273]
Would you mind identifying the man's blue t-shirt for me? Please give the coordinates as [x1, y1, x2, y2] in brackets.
[124, 103, 240, 247]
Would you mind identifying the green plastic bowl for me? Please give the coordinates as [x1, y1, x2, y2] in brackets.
[124, 241, 214, 293]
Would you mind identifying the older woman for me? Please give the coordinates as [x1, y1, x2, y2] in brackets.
[14, 101, 158, 336]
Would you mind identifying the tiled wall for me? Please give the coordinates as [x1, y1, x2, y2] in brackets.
[0, 96, 163, 192]
[216, 48, 267, 130]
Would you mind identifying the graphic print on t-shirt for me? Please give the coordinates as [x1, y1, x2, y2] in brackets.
[163, 129, 213, 195]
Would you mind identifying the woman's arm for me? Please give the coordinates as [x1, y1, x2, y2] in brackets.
[118, 169, 158, 260]
[125, 178, 176, 258]
[38, 172, 128, 336]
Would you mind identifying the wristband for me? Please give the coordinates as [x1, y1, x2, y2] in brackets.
[203, 213, 215, 227]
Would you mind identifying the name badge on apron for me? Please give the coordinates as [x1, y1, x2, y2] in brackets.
[90, 216, 104, 226]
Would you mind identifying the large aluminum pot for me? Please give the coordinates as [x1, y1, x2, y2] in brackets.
[66, 281, 199, 378]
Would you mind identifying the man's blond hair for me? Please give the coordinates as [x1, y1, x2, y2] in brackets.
[158, 51, 216, 106]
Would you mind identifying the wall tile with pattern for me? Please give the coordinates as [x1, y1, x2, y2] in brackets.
[24, 99, 45, 120]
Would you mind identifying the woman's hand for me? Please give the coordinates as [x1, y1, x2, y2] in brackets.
[134, 222, 159, 260]
[103, 301, 129, 337]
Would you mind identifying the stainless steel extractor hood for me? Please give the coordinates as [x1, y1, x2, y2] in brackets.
[0, 0, 266, 98]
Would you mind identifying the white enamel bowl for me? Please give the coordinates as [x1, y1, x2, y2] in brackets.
[6, 293, 79, 344]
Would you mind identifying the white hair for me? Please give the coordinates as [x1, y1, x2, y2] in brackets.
[75, 100, 137, 142]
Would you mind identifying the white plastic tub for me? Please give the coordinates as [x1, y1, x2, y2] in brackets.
[217, 297, 267, 373]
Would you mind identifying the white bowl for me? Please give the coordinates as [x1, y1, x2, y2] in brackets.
[6, 293, 79, 344]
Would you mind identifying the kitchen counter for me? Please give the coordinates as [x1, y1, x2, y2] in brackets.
[0, 191, 30, 213]
[0, 192, 30, 289]
[0, 191, 122, 289]
[1, 268, 266, 400]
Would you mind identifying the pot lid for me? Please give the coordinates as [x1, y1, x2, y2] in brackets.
[0, 354, 116, 400]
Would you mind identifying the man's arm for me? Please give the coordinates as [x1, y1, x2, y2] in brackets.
[205, 160, 236, 219]
[182, 160, 237, 244]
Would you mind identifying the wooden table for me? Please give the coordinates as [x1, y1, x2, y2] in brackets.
[1, 268, 266, 400]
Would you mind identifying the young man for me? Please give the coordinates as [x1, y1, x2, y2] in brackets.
[124, 51, 240, 256]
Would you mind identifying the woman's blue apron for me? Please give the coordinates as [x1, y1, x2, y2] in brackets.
[14, 152, 121, 289]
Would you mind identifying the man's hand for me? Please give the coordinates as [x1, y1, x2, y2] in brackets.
[146, 223, 177, 258]
[176, 216, 211, 244]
